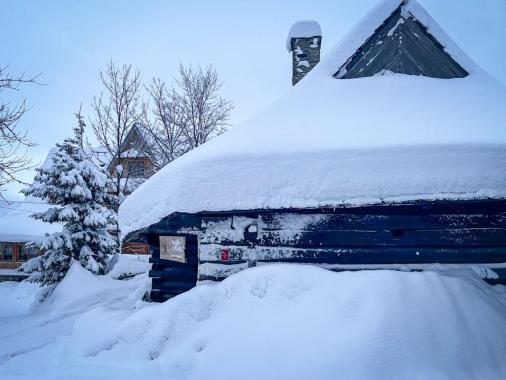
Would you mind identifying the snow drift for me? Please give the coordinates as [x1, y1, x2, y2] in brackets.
[1, 264, 505, 379]
[119, 0, 506, 237]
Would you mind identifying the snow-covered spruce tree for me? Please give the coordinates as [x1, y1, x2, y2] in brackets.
[21, 119, 118, 285]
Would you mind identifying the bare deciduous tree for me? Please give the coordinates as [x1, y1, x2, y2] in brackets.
[0, 65, 38, 198]
[176, 64, 232, 149]
[90, 62, 146, 202]
[143, 64, 233, 168]
[145, 79, 186, 169]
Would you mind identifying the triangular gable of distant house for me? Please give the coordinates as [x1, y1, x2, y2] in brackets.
[106, 123, 154, 171]
[334, 0, 468, 79]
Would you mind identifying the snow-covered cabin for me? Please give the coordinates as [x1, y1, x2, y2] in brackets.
[120, 0, 506, 301]
[0, 201, 60, 276]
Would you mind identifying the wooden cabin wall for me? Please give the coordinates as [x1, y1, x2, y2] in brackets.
[197, 201, 506, 281]
[126, 200, 506, 300]
[0, 242, 40, 269]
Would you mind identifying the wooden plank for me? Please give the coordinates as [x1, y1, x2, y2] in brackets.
[199, 246, 506, 265]
[122, 242, 149, 255]
[151, 280, 197, 291]
[198, 200, 506, 217]
[149, 268, 197, 279]
[201, 228, 506, 248]
[261, 214, 506, 232]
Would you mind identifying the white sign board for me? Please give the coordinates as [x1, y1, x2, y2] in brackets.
[159, 236, 186, 263]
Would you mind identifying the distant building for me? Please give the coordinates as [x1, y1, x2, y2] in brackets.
[43, 123, 156, 198]
[104, 124, 157, 197]
[0, 201, 60, 276]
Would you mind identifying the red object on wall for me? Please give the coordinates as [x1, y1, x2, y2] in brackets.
[220, 248, 230, 261]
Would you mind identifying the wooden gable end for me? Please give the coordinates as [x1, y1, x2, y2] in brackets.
[335, 5, 468, 79]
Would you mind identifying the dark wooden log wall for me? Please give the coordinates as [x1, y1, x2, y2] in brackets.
[124, 200, 506, 301]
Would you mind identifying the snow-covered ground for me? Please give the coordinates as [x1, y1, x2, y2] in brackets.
[1, 260, 505, 379]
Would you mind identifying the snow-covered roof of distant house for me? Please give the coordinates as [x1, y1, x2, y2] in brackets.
[286, 20, 322, 51]
[119, 0, 506, 237]
[0, 199, 60, 242]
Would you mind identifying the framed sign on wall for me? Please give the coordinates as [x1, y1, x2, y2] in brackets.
[159, 236, 186, 263]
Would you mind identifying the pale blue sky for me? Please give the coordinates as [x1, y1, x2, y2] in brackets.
[3, 0, 506, 196]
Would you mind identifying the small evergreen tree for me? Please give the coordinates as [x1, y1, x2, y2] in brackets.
[21, 116, 118, 285]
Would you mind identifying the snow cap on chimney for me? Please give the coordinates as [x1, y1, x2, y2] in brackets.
[286, 20, 322, 85]
[286, 20, 322, 52]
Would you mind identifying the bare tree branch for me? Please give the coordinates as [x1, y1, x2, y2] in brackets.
[0, 65, 39, 198]
[143, 64, 233, 168]
[89, 61, 147, 202]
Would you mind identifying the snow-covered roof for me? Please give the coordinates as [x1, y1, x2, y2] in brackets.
[119, 0, 506, 237]
[286, 20, 322, 51]
[0, 200, 60, 242]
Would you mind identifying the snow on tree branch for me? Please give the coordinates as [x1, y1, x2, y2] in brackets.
[20, 115, 118, 285]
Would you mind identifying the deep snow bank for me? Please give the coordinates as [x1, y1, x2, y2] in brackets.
[1, 264, 505, 379]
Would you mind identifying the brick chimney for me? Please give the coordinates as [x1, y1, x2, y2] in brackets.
[286, 20, 322, 85]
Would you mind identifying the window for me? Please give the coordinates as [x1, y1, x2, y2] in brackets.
[18, 244, 38, 262]
[1, 243, 14, 262]
[128, 160, 145, 177]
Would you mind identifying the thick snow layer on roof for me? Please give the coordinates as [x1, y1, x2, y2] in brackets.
[286, 20, 322, 51]
[1, 264, 505, 378]
[119, 0, 506, 236]
[0, 200, 60, 242]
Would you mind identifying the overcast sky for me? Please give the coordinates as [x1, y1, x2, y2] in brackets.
[3, 0, 506, 198]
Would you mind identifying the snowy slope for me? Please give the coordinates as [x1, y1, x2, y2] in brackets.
[119, 0, 506, 237]
[0, 264, 505, 379]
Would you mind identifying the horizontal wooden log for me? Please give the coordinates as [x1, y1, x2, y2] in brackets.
[261, 214, 506, 232]
[149, 290, 175, 302]
[198, 200, 506, 217]
[149, 258, 198, 267]
[200, 245, 506, 264]
[202, 228, 506, 248]
[149, 268, 197, 279]
[151, 280, 197, 291]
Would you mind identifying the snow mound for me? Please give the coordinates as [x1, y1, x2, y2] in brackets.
[45, 262, 149, 311]
[88, 266, 506, 379]
[1, 264, 505, 378]
[107, 254, 150, 280]
[286, 20, 322, 51]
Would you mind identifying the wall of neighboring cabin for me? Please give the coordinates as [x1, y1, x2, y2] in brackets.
[109, 157, 154, 179]
[122, 241, 149, 255]
[0, 242, 40, 269]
